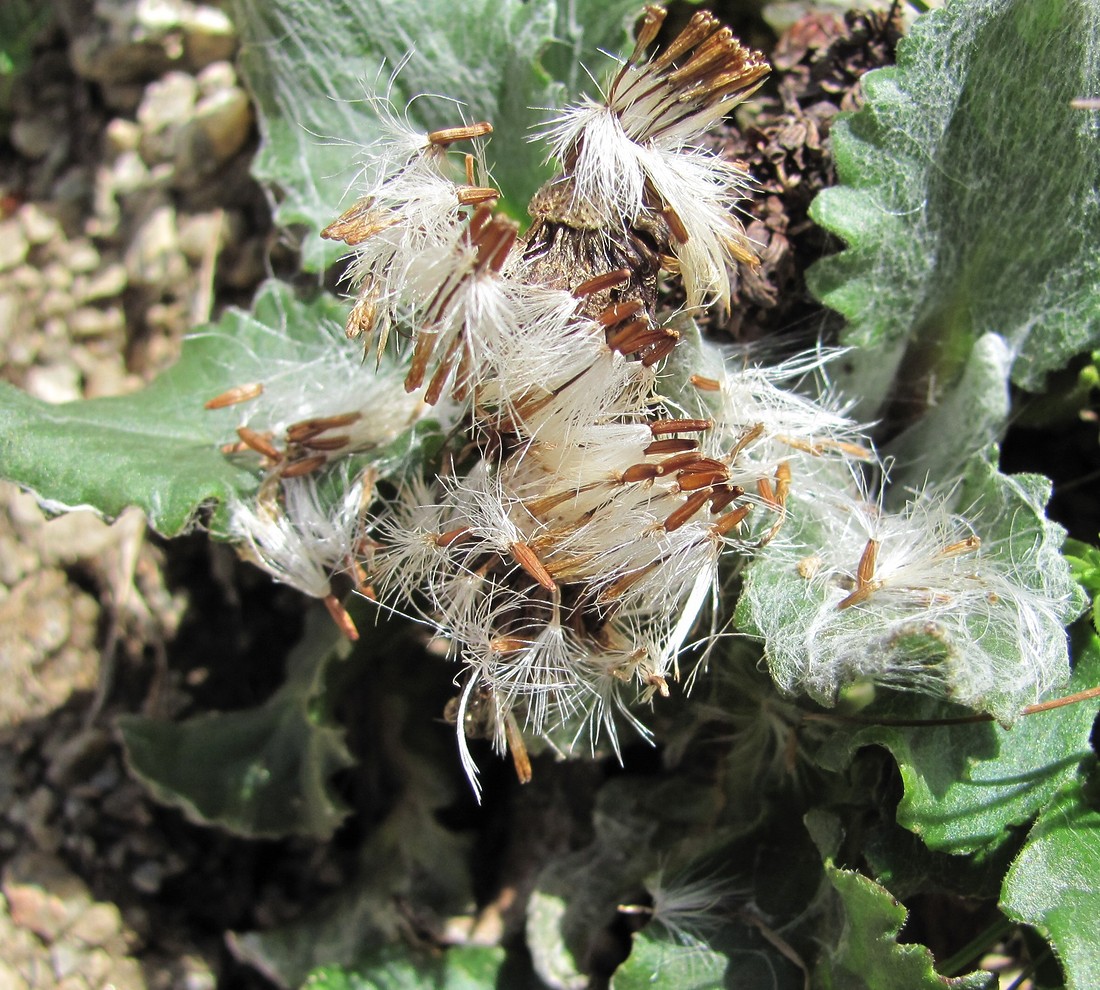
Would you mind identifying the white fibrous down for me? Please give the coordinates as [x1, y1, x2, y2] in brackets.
[220, 7, 1076, 791]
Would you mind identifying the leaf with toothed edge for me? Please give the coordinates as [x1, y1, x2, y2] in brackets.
[230, 0, 649, 270]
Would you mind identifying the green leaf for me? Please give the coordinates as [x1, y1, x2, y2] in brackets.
[738, 449, 1084, 723]
[118, 606, 354, 839]
[231, 0, 643, 270]
[1001, 771, 1100, 990]
[812, 632, 1099, 857]
[809, 0, 1100, 410]
[815, 862, 994, 989]
[0, 279, 448, 537]
[227, 623, 476, 987]
[302, 946, 506, 990]
[0, 281, 342, 536]
[610, 932, 730, 990]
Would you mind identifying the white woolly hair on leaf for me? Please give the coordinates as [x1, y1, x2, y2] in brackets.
[752, 478, 1074, 720]
[229, 468, 368, 600]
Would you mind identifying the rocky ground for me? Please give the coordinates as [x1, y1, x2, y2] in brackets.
[0, 4, 937, 989]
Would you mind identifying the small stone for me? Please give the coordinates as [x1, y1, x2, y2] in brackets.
[130, 861, 165, 895]
[191, 86, 252, 164]
[74, 263, 128, 305]
[62, 240, 102, 274]
[67, 902, 123, 948]
[137, 72, 198, 165]
[195, 59, 236, 96]
[100, 955, 145, 990]
[19, 203, 63, 246]
[181, 6, 237, 70]
[51, 941, 87, 979]
[69, 305, 125, 338]
[105, 117, 142, 156]
[0, 219, 29, 272]
[41, 261, 75, 292]
[10, 116, 65, 160]
[177, 211, 224, 262]
[23, 364, 82, 404]
[125, 203, 187, 288]
[2, 852, 90, 941]
[0, 959, 28, 990]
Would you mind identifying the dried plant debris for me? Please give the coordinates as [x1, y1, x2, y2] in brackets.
[707, 8, 904, 344]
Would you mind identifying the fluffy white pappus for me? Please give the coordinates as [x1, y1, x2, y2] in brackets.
[399, 253, 591, 405]
[757, 486, 1073, 719]
[515, 348, 658, 449]
[586, 514, 723, 624]
[369, 477, 455, 604]
[229, 470, 368, 600]
[230, 330, 435, 454]
[695, 347, 865, 458]
[638, 146, 755, 311]
[537, 105, 754, 310]
[505, 421, 654, 503]
[638, 864, 740, 950]
[479, 610, 592, 737]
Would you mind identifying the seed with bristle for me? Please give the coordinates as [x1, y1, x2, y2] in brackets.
[205, 382, 263, 409]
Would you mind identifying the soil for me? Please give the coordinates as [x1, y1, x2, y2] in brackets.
[4, 4, 1069, 990]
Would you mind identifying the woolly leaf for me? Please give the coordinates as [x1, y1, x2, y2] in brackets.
[814, 633, 1099, 856]
[815, 863, 993, 989]
[1001, 772, 1100, 990]
[0, 280, 446, 537]
[0, 283, 333, 535]
[738, 449, 1083, 723]
[809, 0, 1100, 414]
[228, 623, 475, 987]
[302, 947, 505, 990]
[118, 607, 353, 840]
[231, 0, 643, 270]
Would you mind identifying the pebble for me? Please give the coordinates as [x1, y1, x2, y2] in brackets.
[73, 263, 128, 305]
[18, 204, 63, 246]
[69, 306, 125, 339]
[189, 86, 252, 165]
[125, 203, 187, 289]
[23, 364, 82, 404]
[0, 219, 29, 272]
[104, 118, 143, 156]
[137, 72, 198, 166]
[11, 116, 66, 161]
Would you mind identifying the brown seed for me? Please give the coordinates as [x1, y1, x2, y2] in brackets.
[689, 374, 721, 392]
[650, 418, 712, 437]
[427, 121, 493, 145]
[456, 186, 500, 205]
[286, 412, 363, 443]
[712, 504, 751, 536]
[644, 438, 698, 455]
[510, 542, 557, 591]
[598, 299, 645, 327]
[205, 382, 263, 409]
[236, 426, 280, 460]
[677, 469, 729, 492]
[324, 594, 359, 641]
[664, 489, 712, 532]
[434, 527, 472, 548]
[280, 455, 327, 478]
[709, 484, 744, 514]
[301, 435, 350, 452]
[572, 269, 631, 298]
[937, 536, 981, 559]
[622, 463, 661, 483]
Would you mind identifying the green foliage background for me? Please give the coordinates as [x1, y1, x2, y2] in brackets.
[0, 0, 1098, 987]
